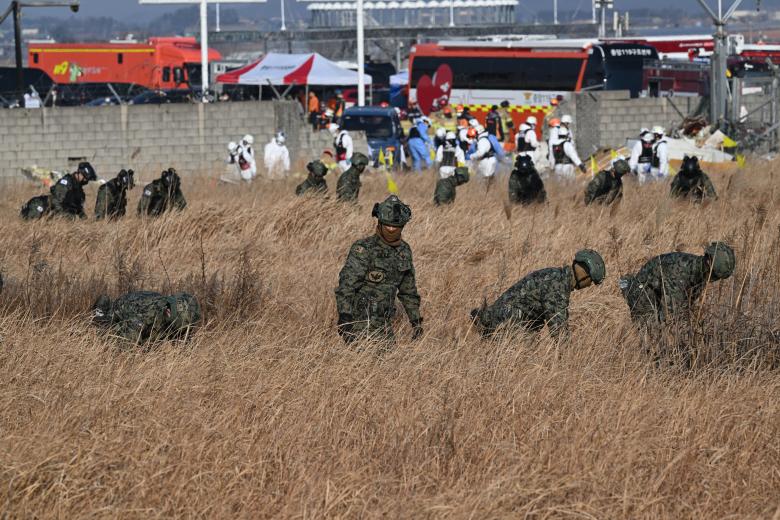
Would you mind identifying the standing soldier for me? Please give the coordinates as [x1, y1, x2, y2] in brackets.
[92, 291, 201, 344]
[95, 169, 135, 220]
[585, 158, 630, 206]
[336, 152, 369, 202]
[470, 249, 606, 339]
[670, 155, 717, 202]
[508, 155, 546, 205]
[335, 195, 423, 345]
[138, 168, 187, 217]
[49, 161, 97, 219]
[434, 166, 470, 205]
[295, 160, 329, 196]
[619, 242, 735, 329]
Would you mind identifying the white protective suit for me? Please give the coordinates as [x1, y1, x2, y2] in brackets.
[263, 139, 291, 179]
[435, 143, 465, 179]
[551, 138, 583, 180]
[651, 139, 669, 180]
[334, 130, 354, 172]
[472, 131, 497, 178]
[237, 144, 256, 181]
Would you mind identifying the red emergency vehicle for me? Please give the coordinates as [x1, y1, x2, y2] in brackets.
[28, 37, 221, 89]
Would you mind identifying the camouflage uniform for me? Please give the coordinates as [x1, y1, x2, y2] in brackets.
[95, 169, 134, 220]
[336, 152, 369, 202]
[670, 156, 717, 202]
[20, 194, 50, 220]
[138, 168, 187, 216]
[585, 171, 623, 205]
[508, 155, 546, 205]
[93, 291, 201, 343]
[619, 242, 735, 328]
[49, 162, 97, 219]
[335, 196, 422, 344]
[472, 249, 605, 340]
[434, 167, 470, 205]
[295, 160, 328, 196]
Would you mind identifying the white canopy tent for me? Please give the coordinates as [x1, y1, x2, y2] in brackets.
[216, 52, 372, 86]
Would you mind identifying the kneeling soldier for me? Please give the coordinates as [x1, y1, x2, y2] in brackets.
[295, 160, 329, 196]
[433, 166, 470, 205]
[138, 168, 187, 217]
[95, 169, 135, 220]
[670, 155, 717, 202]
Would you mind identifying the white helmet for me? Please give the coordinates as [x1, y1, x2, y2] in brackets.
[468, 118, 480, 128]
[557, 126, 570, 138]
[652, 125, 665, 136]
[242, 134, 254, 145]
[526, 116, 538, 126]
[445, 131, 456, 140]
[475, 124, 486, 134]
[435, 127, 447, 139]
[641, 132, 655, 143]
[328, 123, 340, 136]
[228, 141, 238, 153]
[561, 114, 573, 125]
[640, 127, 650, 136]
[275, 131, 286, 144]
[519, 123, 530, 132]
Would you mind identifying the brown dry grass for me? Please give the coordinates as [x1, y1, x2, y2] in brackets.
[1, 162, 779, 519]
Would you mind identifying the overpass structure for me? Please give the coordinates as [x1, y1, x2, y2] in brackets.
[209, 22, 599, 64]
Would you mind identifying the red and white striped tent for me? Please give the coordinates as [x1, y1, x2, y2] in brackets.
[216, 52, 372, 86]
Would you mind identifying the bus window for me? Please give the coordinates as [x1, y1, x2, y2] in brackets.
[163, 67, 171, 83]
[582, 50, 606, 90]
[173, 67, 184, 85]
[411, 56, 584, 91]
[600, 44, 658, 97]
[33, 53, 39, 64]
[117, 53, 123, 65]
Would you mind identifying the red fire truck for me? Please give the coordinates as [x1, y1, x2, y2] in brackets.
[28, 37, 222, 90]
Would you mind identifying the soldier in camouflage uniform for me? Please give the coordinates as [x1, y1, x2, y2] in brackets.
[619, 242, 735, 328]
[295, 160, 329, 196]
[49, 161, 97, 219]
[508, 155, 546, 205]
[433, 166, 470, 205]
[336, 152, 369, 202]
[20, 194, 50, 220]
[670, 155, 717, 202]
[138, 168, 187, 216]
[335, 195, 423, 345]
[585, 158, 629, 206]
[471, 249, 606, 339]
[92, 291, 201, 343]
[95, 169, 135, 220]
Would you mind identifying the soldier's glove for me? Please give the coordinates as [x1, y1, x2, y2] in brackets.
[410, 318, 424, 341]
[337, 313, 355, 343]
[579, 163, 587, 174]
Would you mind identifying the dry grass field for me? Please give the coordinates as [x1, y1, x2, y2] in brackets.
[1, 160, 779, 519]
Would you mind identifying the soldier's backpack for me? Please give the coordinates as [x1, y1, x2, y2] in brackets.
[20, 195, 50, 220]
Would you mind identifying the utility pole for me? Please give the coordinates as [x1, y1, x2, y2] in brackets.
[449, 0, 454, 27]
[553, 0, 557, 25]
[594, 0, 613, 38]
[216, 2, 220, 32]
[694, 0, 744, 127]
[280, 0, 286, 31]
[357, 0, 365, 106]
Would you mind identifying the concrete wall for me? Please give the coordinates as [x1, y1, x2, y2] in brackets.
[574, 91, 705, 157]
[0, 101, 355, 182]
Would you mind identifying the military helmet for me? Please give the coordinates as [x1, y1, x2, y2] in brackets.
[680, 155, 700, 176]
[118, 169, 135, 189]
[574, 249, 606, 285]
[307, 160, 328, 177]
[92, 295, 112, 324]
[454, 166, 470, 185]
[161, 167, 180, 188]
[612, 158, 630, 177]
[703, 241, 735, 280]
[514, 154, 535, 172]
[166, 293, 202, 331]
[372, 195, 412, 227]
[77, 161, 97, 182]
[351, 152, 369, 167]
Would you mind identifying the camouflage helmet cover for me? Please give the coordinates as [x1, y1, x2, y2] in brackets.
[372, 195, 412, 227]
[612, 159, 630, 176]
[351, 152, 369, 167]
[703, 241, 735, 280]
[454, 166, 470, 185]
[307, 160, 328, 177]
[574, 249, 606, 285]
[166, 293, 202, 331]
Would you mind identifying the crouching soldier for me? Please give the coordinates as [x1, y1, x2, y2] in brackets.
[585, 157, 630, 206]
[336, 152, 369, 202]
[670, 155, 717, 203]
[95, 169, 135, 220]
[433, 166, 470, 205]
[50, 161, 97, 219]
[138, 168, 187, 217]
[471, 249, 605, 340]
[335, 195, 423, 346]
[508, 155, 546, 205]
[20, 194, 50, 220]
[92, 291, 201, 344]
[295, 160, 329, 196]
[619, 241, 735, 330]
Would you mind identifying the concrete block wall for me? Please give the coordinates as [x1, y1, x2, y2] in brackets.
[0, 100, 365, 183]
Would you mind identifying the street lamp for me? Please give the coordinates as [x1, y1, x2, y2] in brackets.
[0, 1, 79, 95]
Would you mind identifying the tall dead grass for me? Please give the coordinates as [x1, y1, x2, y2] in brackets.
[0, 162, 779, 518]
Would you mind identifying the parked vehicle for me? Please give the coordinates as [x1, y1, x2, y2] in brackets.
[341, 106, 403, 168]
[128, 89, 197, 105]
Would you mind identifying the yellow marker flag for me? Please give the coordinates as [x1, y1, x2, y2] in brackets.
[736, 154, 746, 168]
[385, 171, 399, 195]
[722, 135, 738, 148]
[590, 155, 598, 174]
[378, 147, 386, 166]
[610, 149, 618, 159]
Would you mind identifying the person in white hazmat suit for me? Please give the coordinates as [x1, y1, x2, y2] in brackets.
[549, 127, 586, 180]
[548, 114, 573, 166]
[629, 130, 655, 183]
[329, 123, 354, 172]
[435, 131, 465, 179]
[471, 124, 498, 179]
[263, 131, 291, 179]
[650, 125, 670, 181]
[516, 116, 540, 164]
[237, 134, 256, 181]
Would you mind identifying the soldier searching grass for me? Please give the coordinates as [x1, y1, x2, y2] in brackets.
[95, 169, 135, 221]
[20, 162, 98, 220]
[138, 168, 187, 217]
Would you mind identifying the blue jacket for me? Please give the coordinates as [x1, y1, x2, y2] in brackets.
[414, 121, 432, 146]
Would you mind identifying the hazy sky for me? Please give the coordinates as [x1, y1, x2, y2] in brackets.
[22, 0, 780, 22]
